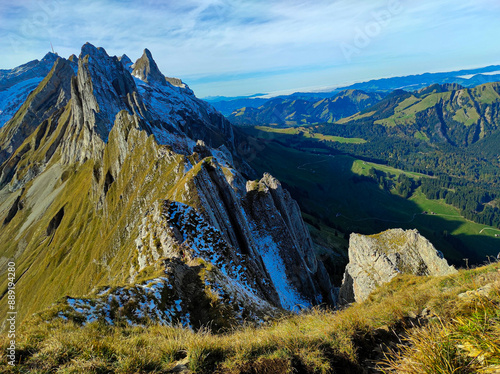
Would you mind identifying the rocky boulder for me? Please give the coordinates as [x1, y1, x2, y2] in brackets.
[339, 229, 457, 303]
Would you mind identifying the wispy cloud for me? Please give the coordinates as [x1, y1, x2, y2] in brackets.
[0, 0, 499, 97]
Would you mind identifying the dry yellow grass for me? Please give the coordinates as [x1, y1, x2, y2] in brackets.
[1, 263, 499, 373]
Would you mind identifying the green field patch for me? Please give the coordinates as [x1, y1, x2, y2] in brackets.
[336, 110, 376, 124]
[351, 159, 428, 179]
[255, 126, 366, 144]
[414, 131, 430, 141]
[452, 107, 479, 127]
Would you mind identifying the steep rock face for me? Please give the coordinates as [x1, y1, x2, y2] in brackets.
[155, 158, 332, 310]
[0, 52, 60, 127]
[0, 57, 75, 166]
[339, 229, 457, 303]
[243, 174, 335, 308]
[68, 44, 148, 141]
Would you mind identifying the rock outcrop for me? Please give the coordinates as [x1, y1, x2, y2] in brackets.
[339, 229, 457, 303]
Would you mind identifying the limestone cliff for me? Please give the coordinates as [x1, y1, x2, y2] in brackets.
[339, 229, 457, 303]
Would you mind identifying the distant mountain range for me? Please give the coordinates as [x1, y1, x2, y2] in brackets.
[228, 89, 385, 127]
[207, 64, 500, 118]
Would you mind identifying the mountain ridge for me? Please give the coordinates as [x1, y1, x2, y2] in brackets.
[207, 64, 500, 117]
[332, 81, 500, 147]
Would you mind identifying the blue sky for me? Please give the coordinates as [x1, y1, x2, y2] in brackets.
[1, 0, 499, 98]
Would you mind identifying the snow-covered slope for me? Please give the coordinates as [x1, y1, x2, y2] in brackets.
[0, 52, 60, 127]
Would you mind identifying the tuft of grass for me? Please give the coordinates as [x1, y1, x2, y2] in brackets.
[381, 321, 478, 374]
[381, 274, 500, 374]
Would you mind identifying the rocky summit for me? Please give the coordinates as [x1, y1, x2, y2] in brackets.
[0, 44, 334, 329]
[339, 228, 457, 303]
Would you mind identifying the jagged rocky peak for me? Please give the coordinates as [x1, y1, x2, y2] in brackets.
[78, 44, 139, 102]
[118, 54, 133, 72]
[244, 173, 335, 306]
[70, 43, 148, 143]
[339, 229, 457, 304]
[132, 48, 184, 87]
[132, 48, 164, 84]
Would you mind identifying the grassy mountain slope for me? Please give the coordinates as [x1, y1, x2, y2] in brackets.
[0, 110, 193, 323]
[2, 260, 499, 373]
[1, 44, 338, 331]
[336, 82, 500, 147]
